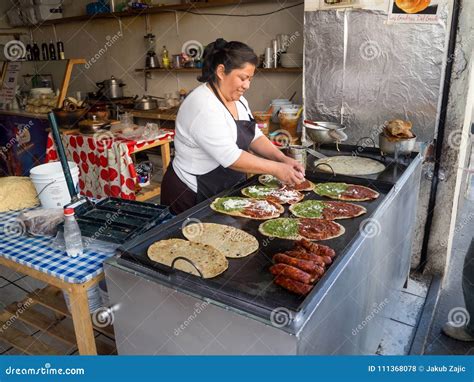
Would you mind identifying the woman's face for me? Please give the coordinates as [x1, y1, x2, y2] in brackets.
[216, 63, 255, 102]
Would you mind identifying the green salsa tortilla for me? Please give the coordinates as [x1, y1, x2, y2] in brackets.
[314, 183, 348, 197]
[260, 218, 298, 238]
[290, 200, 325, 218]
[212, 197, 250, 212]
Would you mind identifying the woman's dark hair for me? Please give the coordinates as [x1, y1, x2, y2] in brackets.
[198, 38, 258, 84]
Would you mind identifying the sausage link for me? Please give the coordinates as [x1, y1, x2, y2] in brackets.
[273, 254, 320, 273]
[270, 264, 314, 284]
[274, 276, 313, 295]
[285, 250, 326, 267]
[296, 239, 336, 258]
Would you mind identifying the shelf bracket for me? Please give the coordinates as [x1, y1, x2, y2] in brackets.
[145, 14, 151, 34]
[145, 71, 151, 92]
[175, 11, 179, 36]
[52, 24, 57, 42]
[117, 17, 123, 36]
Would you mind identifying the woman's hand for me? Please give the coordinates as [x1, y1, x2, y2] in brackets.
[272, 162, 305, 185]
[280, 155, 306, 176]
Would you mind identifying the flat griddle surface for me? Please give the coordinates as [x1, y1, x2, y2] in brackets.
[118, 173, 393, 318]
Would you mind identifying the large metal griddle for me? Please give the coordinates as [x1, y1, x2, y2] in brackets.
[117, 171, 394, 321]
[47, 112, 172, 244]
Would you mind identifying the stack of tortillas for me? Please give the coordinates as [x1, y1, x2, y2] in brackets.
[0, 177, 39, 212]
[147, 223, 259, 278]
[148, 239, 228, 279]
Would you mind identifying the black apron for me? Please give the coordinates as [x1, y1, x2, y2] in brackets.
[194, 82, 256, 203]
[161, 83, 256, 214]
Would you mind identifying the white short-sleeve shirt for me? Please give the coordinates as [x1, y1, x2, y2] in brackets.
[172, 83, 263, 193]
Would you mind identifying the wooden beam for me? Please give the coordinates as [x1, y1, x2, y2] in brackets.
[0, 311, 61, 355]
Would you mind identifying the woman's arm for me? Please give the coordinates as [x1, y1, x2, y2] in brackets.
[249, 136, 306, 175]
[229, 151, 304, 185]
[249, 135, 287, 162]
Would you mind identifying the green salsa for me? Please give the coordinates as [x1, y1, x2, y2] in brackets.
[262, 218, 298, 238]
[291, 200, 325, 218]
[260, 175, 281, 188]
[213, 197, 250, 212]
[244, 185, 272, 198]
[314, 182, 348, 197]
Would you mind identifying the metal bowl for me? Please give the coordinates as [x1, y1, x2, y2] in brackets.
[304, 121, 348, 144]
[52, 107, 87, 129]
[379, 133, 417, 155]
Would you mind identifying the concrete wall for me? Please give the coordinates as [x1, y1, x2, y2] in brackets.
[23, 1, 304, 111]
[426, 0, 474, 275]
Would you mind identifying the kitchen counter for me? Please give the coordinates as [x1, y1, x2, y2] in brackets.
[0, 109, 49, 120]
[124, 107, 178, 121]
[104, 145, 423, 355]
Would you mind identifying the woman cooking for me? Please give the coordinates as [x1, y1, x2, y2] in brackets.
[161, 38, 305, 215]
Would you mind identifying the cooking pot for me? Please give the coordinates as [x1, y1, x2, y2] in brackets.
[96, 75, 126, 99]
[304, 120, 348, 144]
[134, 95, 163, 111]
[379, 133, 417, 155]
[79, 115, 111, 134]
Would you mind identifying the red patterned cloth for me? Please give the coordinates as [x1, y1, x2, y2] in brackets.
[46, 131, 174, 200]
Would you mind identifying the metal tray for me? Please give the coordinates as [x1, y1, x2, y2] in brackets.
[63, 197, 172, 244]
[117, 172, 394, 319]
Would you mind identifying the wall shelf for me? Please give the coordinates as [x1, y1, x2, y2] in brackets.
[136, 66, 302, 91]
[31, 0, 280, 26]
[135, 67, 303, 74]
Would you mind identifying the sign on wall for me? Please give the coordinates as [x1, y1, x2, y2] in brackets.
[387, 0, 441, 23]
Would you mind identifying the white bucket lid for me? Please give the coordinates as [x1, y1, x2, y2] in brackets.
[30, 161, 79, 178]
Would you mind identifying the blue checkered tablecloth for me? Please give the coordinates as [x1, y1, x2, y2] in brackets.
[0, 209, 114, 284]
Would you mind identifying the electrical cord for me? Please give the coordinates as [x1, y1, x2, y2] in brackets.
[172, 1, 304, 17]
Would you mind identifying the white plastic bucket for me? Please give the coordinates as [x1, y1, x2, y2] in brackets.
[30, 161, 79, 208]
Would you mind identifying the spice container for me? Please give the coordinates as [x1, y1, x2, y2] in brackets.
[253, 111, 272, 136]
[278, 109, 300, 143]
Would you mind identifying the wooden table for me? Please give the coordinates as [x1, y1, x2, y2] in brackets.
[0, 256, 102, 355]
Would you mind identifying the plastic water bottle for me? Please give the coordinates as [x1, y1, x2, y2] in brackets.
[64, 208, 83, 258]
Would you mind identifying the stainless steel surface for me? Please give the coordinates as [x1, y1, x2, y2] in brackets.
[96, 75, 125, 99]
[298, 159, 422, 354]
[304, 7, 449, 144]
[305, 146, 327, 159]
[287, 145, 307, 167]
[305, 121, 348, 144]
[145, 54, 159, 69]
[105, 149, 423, 355]
[379, 133, 417, 155]
[134, 95, 159, 110]
[105, 263, 296, 355]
